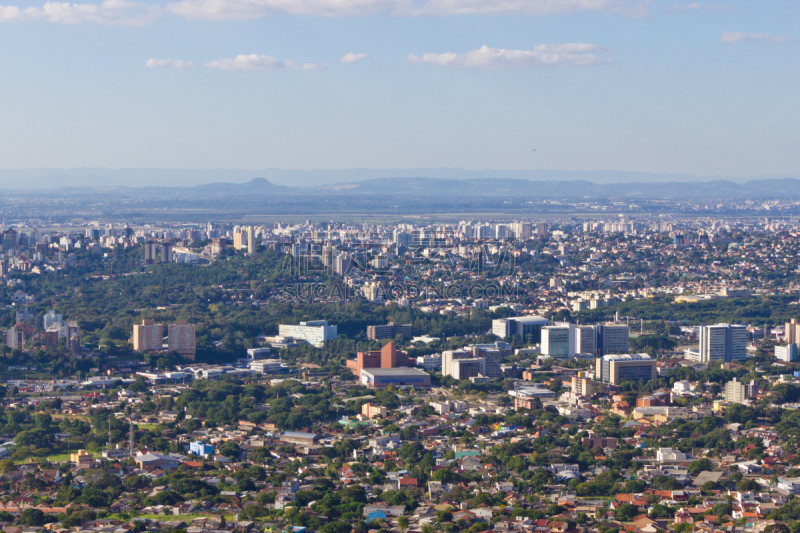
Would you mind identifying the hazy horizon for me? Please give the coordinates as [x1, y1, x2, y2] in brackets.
[1, 167, 799, 190]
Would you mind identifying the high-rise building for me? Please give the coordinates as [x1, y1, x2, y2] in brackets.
[133, 319, 163, 352]
[334, 253, 354, 276]
[595, 353, 656, 385]
[575, 326, 597, 356]
[168, 319, 196, 360]
[452, 358, 484, 380]
[161, 243, 173, 264]
[595, 324, 630, 356]
[472, 345, 502, 378]
[571, 372, 593, 397]
[43, 309, 66, 339]
[42, 331, 59, 349]
[786, 318, 800, 345]
[233, 227, 247, 251]
[442, 349, 476, 377]
[322, 243, 335, 268]
[247, 226, 256, 253]
[512, 222, 532, 240]
[3, 327, 24, 349]
[65, 321, 80, 353]
[537, 221, 548, 238]
[394, 231, 412, 248]
[724, 377, 757, 404]
[144, 240, 157, 265]
[776, 344, 798, 362]
[541, 324, 575, 359]
[699, 323, 747, 363]
[1, 228, 18, 251]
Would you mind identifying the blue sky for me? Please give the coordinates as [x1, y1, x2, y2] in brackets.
[0, 0, 797, 179]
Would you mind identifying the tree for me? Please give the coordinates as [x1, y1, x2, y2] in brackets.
[219, 441, 241, 460]
[649, 504, 675, 519]
[431, 469, 459, 483]
[546, 504, 566, 516]
[615, 503, 639, 522]
[398, 517, 410, 529]
[738, 479, 759, 492]
[20, 508, 45, 526]
[700, 481, 719, 495]
[764, 524, 791, 533]
[688, 459, 713, 475]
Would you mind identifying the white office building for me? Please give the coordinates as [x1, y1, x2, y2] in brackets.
[491, 316, 548, 343]
[278, 321, 337, 348]
[775, 344, 798, 363]
[672, 380, 692, 395]
[657, 447, 691, 462]
[247, 347, 272, 360]
[541, 324, 575, 359]
[699, 323, 747, 363]
[596, 324, 630, 356]
[248, 359, 284, 374]
[575, 325, 597, 356]
[416, 354, 442, 371]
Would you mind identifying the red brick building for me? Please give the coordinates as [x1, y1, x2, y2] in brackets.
[346, 341, 411, 377]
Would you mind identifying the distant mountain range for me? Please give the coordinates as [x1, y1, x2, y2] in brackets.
[109, 176, 800, 199]
[2, 168, 800, 199]
[0, 167, 798, 189]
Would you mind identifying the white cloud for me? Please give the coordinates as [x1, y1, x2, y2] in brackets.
[408, 44, 610, 69]
[666, 3, 736, 12]
[0, 0, 153, 24]
[721, 31, 791, 44]
[340, 52, 369, 63]
[0, 0, 649, 23]
[204, 54, 327, 71]
[165, 0, 648, 21]
[665, 2, 700, 11]
[146, 58, 194, 69]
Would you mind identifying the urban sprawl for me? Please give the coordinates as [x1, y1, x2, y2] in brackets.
[0, 214, 799, 533]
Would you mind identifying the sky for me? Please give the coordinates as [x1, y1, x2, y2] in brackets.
[0, 0, 797, 183]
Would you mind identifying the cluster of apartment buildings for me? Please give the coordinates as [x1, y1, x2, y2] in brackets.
[132, 319, 196, 360]
[4, 308, 80, 352]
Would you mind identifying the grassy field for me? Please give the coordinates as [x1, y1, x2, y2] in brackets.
[15, 453, 70, 465]
[0, 371, 54, 380]
[15, 450, 104, 465]
[136, 423, 162, 431]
